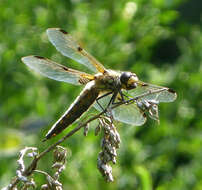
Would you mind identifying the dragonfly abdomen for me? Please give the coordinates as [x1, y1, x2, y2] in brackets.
[45, 81, 99, 139]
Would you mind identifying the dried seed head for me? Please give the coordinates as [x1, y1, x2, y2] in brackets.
[94, 123, 101, 136]
[46, 175, 62, 188]
[83, 123, 90, 136]
[96, 116, 121, 182]
[22, 178, 36, 189]
[53, 146, 67, 163]
[41, 184, 49, 190]
[52, 163, 63, 169]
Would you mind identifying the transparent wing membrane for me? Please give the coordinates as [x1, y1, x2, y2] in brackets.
[21, 56, 94, 85]
[112, 104, 146, 126]
[128, 81, 177, 103]
[94, 82, 177, 125]
[94, 93, 146, 126]
[47, 28, 106, 73]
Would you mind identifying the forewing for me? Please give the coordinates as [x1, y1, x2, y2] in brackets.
[22, 55, 94, 85]
[94, 93, 146, 126]
[47, 28, 106, 73]
[128, 81, 177, 103]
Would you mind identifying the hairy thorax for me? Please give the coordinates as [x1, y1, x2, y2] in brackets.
[94, 70, 121, 91]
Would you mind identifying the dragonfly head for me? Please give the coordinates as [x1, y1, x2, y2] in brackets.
[120, 72, 139, 90]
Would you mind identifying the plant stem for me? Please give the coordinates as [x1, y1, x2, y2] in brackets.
[7, 88, 166, 189]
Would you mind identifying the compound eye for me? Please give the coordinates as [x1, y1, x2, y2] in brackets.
[120, 72, 132, 85]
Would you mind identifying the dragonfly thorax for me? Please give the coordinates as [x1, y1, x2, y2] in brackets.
[94, 71, 121, 91]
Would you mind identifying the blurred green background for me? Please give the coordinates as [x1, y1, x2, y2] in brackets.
[0, 0, 202, 189]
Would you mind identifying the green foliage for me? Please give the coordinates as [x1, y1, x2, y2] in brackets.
[0, 0, 202, 189]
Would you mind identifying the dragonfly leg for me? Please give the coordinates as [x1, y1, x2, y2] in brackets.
[111, 90, 128, 105]
[104, 91, 119, 120]
[96, 91, 113, 111]
[107, 91, 118, 107]
[96, 91, 119, 120]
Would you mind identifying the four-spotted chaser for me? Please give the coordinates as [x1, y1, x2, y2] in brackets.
[22, 28, 177, 140]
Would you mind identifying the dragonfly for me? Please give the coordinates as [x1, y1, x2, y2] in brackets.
[22, 28, 177, 140]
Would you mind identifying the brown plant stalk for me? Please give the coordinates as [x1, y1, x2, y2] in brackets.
[6, 88, 166, 189]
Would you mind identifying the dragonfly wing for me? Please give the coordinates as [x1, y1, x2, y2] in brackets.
[47, 28, 106, 73]
[94, 93, 146, 126]
[22, 55, 94, 85]
[128, 81, 177, 103]
[111, 103, 146, 126]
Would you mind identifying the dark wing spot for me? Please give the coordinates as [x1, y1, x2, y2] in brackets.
[168, 88, 176, 93]
[62, 66, 68, 71]
[77, 46, 83, 51]
[59, 29, 68, 34]
[143, 113, 147, 118]
[35, 55, 45, 59]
